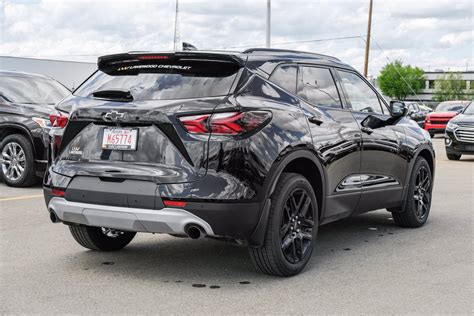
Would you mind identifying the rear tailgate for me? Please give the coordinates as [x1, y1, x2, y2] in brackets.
[51, 52, 245, 184]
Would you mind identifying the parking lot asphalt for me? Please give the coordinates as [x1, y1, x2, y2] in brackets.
[0, 137, 472, 314]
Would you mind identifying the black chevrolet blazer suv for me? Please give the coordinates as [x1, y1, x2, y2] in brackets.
[43, 49, 435, 276]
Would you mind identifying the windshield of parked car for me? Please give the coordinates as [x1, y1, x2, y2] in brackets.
[0, 76, 70, 105]
[75, 61, 240, 101]
[463, 102, 473, 115]
[435, 102, 465, 112]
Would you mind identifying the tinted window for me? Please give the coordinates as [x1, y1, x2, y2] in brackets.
[435, 102, 466, 112]
[0, 76, 69, 104]
[75, 60, 240, 101]
[463, 102, 473, 115]
[407, 103, 419, 112]
[298, 67, 341, 108]
[338, 71, 383, 114]
[269, 65, 297, 94]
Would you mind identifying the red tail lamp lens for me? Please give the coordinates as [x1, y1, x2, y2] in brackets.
[179, 114, 210, 133]
[49, 112, 68, 128]
[51, 188, 65, 197]
[179, 111, 271, 135]
[163, 200, 187, 208]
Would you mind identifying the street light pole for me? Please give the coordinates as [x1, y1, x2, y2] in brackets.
[363, 0, 373, 77]
[266, 0, 271, 48]
[173, 0, 180, 51]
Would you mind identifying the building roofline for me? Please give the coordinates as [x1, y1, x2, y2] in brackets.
[423, 70, 474, 74]
[0, 55, 95, 65]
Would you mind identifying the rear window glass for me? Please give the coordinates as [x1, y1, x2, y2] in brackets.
[0, 76, 69, 105]
[75, 59, 240, 101]
[435, 102, 465, 112]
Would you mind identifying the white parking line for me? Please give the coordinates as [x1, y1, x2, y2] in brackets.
[0, 194, 44, 202]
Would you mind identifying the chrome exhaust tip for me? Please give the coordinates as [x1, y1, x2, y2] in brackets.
[49, 209, 60, 223]
[185, 224, 205, 239]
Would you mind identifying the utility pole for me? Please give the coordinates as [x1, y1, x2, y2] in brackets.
[173, 0, 180, 51]
[363, 0, 373, 77]
[266, 0, 271, 48]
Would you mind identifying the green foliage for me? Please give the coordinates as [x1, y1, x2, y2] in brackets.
[433, 73, 470, 102]
[377, 60, 425, 100]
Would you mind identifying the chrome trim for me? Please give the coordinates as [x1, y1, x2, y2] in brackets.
[336, 174, 400, 192]
[454, 123, 474, 143]
[48, 197, 215, 235]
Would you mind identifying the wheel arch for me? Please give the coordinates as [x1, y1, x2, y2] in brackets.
[249, 149, 326, 247]
[416, 147, 435, 176]
[269, 153, 325, 220]
[0, 124, 37, 156]
[393, 144, 435, 214]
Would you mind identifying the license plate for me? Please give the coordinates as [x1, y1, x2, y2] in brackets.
[102, 128, 138, 150]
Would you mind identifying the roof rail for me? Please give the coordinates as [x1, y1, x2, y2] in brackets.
[242, 48, 340, 61]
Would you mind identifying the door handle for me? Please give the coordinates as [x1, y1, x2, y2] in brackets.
[308, 116, 323, 125]
[361, 126, 373, 134]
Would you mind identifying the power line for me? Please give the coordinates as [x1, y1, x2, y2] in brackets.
[371, 37, 425, 104]
[219, 35, 365, 50]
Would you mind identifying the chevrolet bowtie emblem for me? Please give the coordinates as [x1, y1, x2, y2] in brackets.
[103, 110, 125, 122]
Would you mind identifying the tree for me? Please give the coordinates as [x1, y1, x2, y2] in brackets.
[377, 60, 425, 100]
[433, 72, 469, 102]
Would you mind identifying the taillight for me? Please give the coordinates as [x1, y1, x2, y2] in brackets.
[49, 111, 68, 128]
[51, 188, 65, 197]
[163, 200, 187, 208]
[179, 111, 271, 135]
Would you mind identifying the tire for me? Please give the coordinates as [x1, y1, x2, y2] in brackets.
[249, 173, 319, 277]
[446, 153, 461, 160]
[69, 225, 136, 251]
[0, 134, 37, 187]
[429, 132, 435, 138]
[391, 157, 432, 228]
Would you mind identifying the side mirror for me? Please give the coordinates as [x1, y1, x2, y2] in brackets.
[390, 101, 408, 117]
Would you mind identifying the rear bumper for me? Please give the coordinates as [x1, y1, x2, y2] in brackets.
[44, 189, 265, 243]
[43, 169, 266, 242]
[48, 197, 215, 236]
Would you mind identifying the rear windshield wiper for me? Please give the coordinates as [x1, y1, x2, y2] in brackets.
[91, 89, 134, 102]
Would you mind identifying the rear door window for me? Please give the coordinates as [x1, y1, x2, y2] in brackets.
[269, 65, 297, 94]
[298, 66, 342, 108]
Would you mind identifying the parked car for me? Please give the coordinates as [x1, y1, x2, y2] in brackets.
[43, 49, 435, 276]
[424, 101, 470, 137]
[406, 102, 426, 127]
[444, 101, 474, 160]
[419, 104, 433, 114]
[0, 71, 70, 187]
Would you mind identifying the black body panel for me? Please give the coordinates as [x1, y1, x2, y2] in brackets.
[43, 50, 435, 245]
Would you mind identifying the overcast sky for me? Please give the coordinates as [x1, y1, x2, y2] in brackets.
[1, 0, 473, 76]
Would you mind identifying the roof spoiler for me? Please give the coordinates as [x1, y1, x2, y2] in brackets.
[98, 52, 244, 72]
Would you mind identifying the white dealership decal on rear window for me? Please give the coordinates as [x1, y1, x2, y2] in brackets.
[117, 64, 192, 71]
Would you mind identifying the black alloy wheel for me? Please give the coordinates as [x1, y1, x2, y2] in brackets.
[280, 188, 314, 264]
[249, 172, 318, 277]
[412, 165, 431, 221]
[391, 157, 432, 228]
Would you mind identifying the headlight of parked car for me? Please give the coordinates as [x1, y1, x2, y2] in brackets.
[446, 121, 458, 130]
